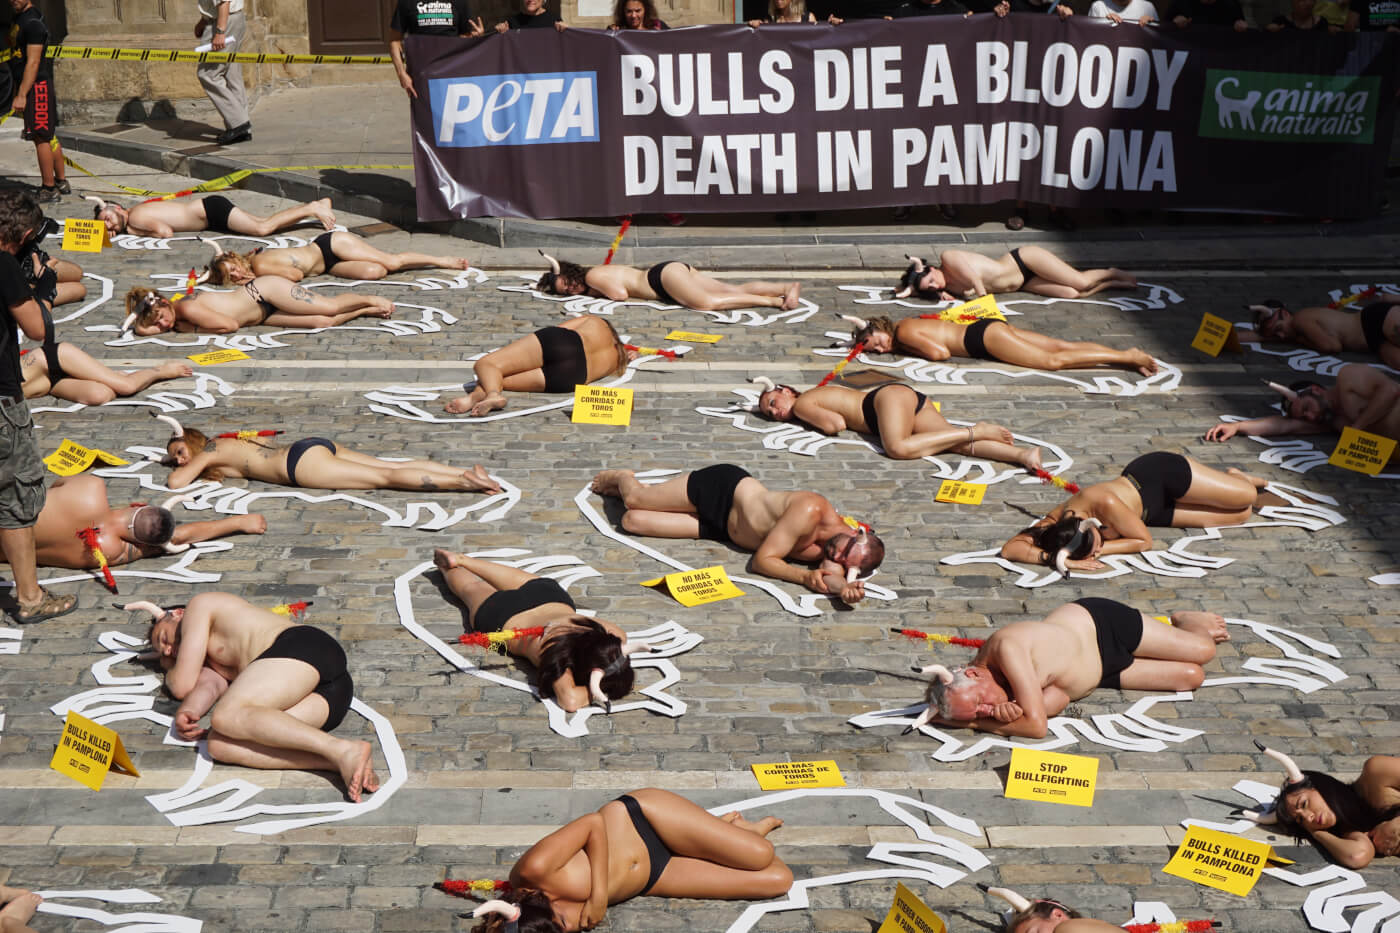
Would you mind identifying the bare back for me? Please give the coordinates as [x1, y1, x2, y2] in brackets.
[729, 482, 832, 561]
[199, 602, 298, 678]
[979, 604, 1104, 702]
[181, 438, 294, 485]
[251, 244, 324, 279]
[939, 250, 1021, 296]
[586, 265, 654, 301]
[1295, 307, 1370, 353]
[566, 314, 626, 382]
[894, 317, 974, 358]
[125, 200, 209, 237]
[32, 476, 111, 567]
[177, 289, 266, 330]
[1334, 364, 1400, 441]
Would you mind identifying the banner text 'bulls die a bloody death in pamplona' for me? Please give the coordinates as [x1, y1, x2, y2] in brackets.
[407, 20, 1398, 220]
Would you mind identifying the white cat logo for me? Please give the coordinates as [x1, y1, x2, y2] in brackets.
[1215, 76, 1262, 129]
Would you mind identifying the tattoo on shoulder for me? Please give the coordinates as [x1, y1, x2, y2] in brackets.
[290, 284, 314, 303]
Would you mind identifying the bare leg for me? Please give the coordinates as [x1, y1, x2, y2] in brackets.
[660, 267, 792, 312]
[876, 389, 1036, 468]
[328, 232, 469, 274]
[35, 140, 58, 187]
[332, 449, 501, 493]
[46, 345, 191, 405]
[591, 469, 706, 539]
[444, 336, 546, 414]
[1016, 245, 1137, 298]
[0, 527, 44, 605]
[433, 550, 538, 621]
[291, 446, 498, 492]
[1170, 456, 1263, 527]
[49, 258, 86, 306]
[1114, 609, 1223, 692]
[229, 198, 337, 236]
[991, 325, 1157, 375]
[256, 276, 394, 319]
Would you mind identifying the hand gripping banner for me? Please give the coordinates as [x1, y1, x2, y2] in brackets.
[408, 21, 1398, 220]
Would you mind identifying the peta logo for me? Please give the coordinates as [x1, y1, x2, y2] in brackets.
[430, 72, 598, 148]
[1199, 69, 1378, 144]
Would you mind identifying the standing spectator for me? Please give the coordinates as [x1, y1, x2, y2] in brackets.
[1166, 0, 1249, 30]
[390, 0, 483, 100]
[1267, 0, 1330, 29]
[195, 0, 252, 145]
[611, 0, 668, 29]
[0, 190, 76, 624]
[1348, 0, 1400, 29]
[749, 0, 818, 24]
[896, 0, 973, 17]
[824, 0, 911, 22]
[8, 0, 69, 203]
[1314, 0, 1351, 25]
[1088, 0, 1159, 23]
[495, 0, 565, 31]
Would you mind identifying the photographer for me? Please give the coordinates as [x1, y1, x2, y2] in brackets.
[16, 216, 85, 309]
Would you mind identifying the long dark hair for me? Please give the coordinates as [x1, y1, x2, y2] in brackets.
[1028, 514, 1095, 561]
[536, 260, 589, 296]
[1278, 770, 1382, 840]
[852, 315, 898, 350]
[470, 889, 560, 933]
[537, 617, 634, 700]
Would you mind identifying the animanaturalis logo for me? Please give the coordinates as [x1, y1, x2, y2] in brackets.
[1200, 69, 1378, 144]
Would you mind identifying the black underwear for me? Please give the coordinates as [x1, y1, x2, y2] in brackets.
[202, 195, 236, 233]
[243, 282, 276, 320]
[961, 318, 1004, 361]
[1074, 597, 1144, 690]
[252, 624, 354, 731]
[860, 383, 927, 438]
[685, 464, 751, 544]
[617, 794, 671, 895]
[1359, 303, 1391, 355]
[534, 326, 590, 393]
[1120, 451, 1192, 527]
[313, 232, 341, 272]
[285, 437, 336, 487]
[1009, 247, 1032, 289]
[42, 341, 66, 384]
[470, 577, 576, 635]
[646, 261, 689, 306]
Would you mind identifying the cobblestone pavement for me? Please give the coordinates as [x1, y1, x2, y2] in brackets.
[0, 149, 1396, 933]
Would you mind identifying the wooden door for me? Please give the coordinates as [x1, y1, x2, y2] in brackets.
[307, 0, 394, 53]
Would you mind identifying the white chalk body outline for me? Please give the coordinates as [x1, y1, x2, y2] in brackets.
[35, 888, 202, 932]
[575, 471, 898, 618]
[1212, 415, 1400, 479]
[395, 549, 701, 738]
[836, 280, 1185, 315]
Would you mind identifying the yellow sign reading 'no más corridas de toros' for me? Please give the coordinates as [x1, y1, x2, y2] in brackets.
[751, 760, 845, 790]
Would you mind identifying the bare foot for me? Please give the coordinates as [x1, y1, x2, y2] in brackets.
[158, 361, 194, 379]
[733, 814, 784, 836]
[1227, 467, 1270, 490]
[432, 548, 464, 572]
[782, 282, 802, 310]
[463, 465, 502, 494]
[443, 395, 476, 414]
[1129, 350, 1158, 376]
[720, 811, 742, 824]
[1021, 446, 1043, 472]
[469, 393, 507, 417]
[590, 469, 631, 496]
[368, 297, 395, 316]
[337, 739, 376, 803]
[0, 891, 42, 926]
[449, 257, 471, 270]
[972, 421, 1013, 444]
[1171, 610, 1230, 643]
[312, 198, 336, 230]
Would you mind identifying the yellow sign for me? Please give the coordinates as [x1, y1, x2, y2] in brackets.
[188, 348, 252, 366]
[61, 218, 109, 252]
[571, 385, 634, 425]
[942, 294, 1005, 322]
[1328, 426, 1397, 476]
[1163, 825, 1272, 896]
[877, 882, 947, 933]
[664, 330, 723, 343]
[935, 479, 987, 505]
[49, 710, 138, 792]
[641, 565, 745, 607]
[1004, 747, 1099, 807]
[751, 760, 845, 790]
[1190, 312, 1242, 356]
[43, 439, 130, 476]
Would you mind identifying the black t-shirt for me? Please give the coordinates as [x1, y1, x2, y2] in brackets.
[8, 7, 53, 84]
[0, 252, 32, 399]
[390, 0, 473, 35]
[828, 0, 912, 16]
[507, 8, 562, 27]
[1354, 0, 1400, 29]
[1167, 0, 1244, 24]
[897, 0, 970, 14]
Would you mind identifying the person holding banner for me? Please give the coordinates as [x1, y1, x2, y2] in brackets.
[199, 233, 472, 285]
[88, 194, 336, 240]
[431, 549, 638, 712]
[536, 253, 802, 312]
[1204, 367, 1400, 460]
[751, 379, 1044, 469]
[999, 452, 1270, 571]
[906, 599, 1228, 739]
[894, 251, 1137, 302]
[747, 0, 818, 24]
[443, 314, 635, 415]
[389, 0, 484, 100]
[843, 313, 1159, 376]
[611, 0, 668, 29]
[494, 0, 566, 32]
[590, 464, 884, 605]
[21, 341, 192, 406]
[158, 415, 503, 494]
[1249, 299, 1400, 369]
[457, 789, 790, 933]
[121, 279, 394, 336]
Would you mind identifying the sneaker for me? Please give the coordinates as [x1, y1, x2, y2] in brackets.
[55, 179, 71, 195]
[36, 186, 60, 203]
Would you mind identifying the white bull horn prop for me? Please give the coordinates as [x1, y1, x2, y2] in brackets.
[152, 412, 185, 439]
[980, 884, 1034, 914]
[157, 493, 195, 553]
[1265, 380, 1300, 402]
[838, 313, 869, 328]
[620, 640, 650, 657]
[749, 376, 776, 392]
[85, 195, 115, 212]
[538, 249, 561, 275]
[199, 236, 226, 257]
[901, 704, 937, 735]
[1255, 739, 1306, 785]
[119, 312, 137, 335]
[914, 663, 955, 682]
[471, 900, 521, 933]
[589, 667, 611, 712]
[120, 600, 167, 620]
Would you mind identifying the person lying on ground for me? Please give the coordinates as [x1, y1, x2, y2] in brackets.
[999, 451, 1270, 571]
[136, 592, 378, 803]
[433, 549, 642, 712]
[22, 341, 191, 405]
[158, 414, 502, 493]
[893, 250, 1138, 302]
[1204, 368, 1400, 461]
[122, 280, 393, 336]
[0, 885, 42, 933]
[1251, 743, 1400, 869]
[456, 788, 791, 933]
[22, 474, 263, 570]
[750, 376, 1042, 468]
[199, 233, 471, 284]
[842, 312, 1158, 376]
[1249, 298, 1400, 370]
[904, 598, 1227, 739]
[87, 194, 335, 240]
[535, 252, 802, 312]
[444, 314, 636, 416]
[982, 884, 1128, 933]
[590, 464, 884, 605]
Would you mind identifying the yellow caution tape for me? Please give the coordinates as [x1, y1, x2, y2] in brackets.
[3, 45, 391, 65]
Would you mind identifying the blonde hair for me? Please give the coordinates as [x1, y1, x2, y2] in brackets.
[206, 251, 255, 286]
[769, 0, 807, 19]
